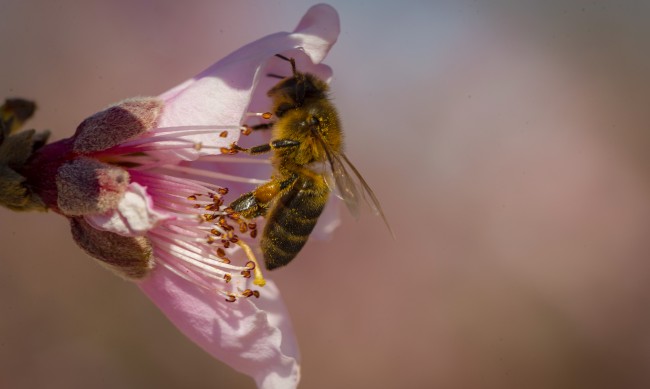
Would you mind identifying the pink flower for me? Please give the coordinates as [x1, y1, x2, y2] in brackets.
[2, 4, 340, 388]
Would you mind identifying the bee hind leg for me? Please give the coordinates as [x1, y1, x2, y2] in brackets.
[230, 191, 267, 219]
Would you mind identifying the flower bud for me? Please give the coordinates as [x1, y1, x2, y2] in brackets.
[70, 217, 154, 279]
[73, 97, 163, 153]
[56, 157, 130, 215]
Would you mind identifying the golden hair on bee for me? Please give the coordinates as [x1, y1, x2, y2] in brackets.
[229, 54, 391, 270]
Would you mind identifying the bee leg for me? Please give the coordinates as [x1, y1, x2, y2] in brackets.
[229, 176, 296, 219]
[231, 143, 271, 155]
[270, 139, 300, 149]
[250, 123, 274, 131]
[231, 191, 267, 218]
[232, 139, 299, 155]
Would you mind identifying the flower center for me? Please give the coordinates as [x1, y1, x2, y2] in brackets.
[131, 169, 266, 303]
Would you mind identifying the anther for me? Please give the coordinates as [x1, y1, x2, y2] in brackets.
[248, 222, 257, 230]
[219, 131, 228, 138]
[262, 112, 273, 120]
[225, 294, 236, 303]
[194, 142, 203, 151]
[220, 258, 231, 265]
[201, 214, 216, 222]
[218, 188, 229, 195]
[239, 222, 248, 233]
[204, 204, 219, 211]
[236, 240, 266, 287]
[223, 273, 232, 283]
[241, 270, 252, 278]
[242, 289, 260, 298]
[250, 229, 258, 239]
[241, 125, 252, 136]
[187, 195, 198, 201]
[216, 248, 226, 258]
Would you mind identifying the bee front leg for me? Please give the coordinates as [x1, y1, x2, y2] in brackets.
[231, 143, 271, 155]
[231, 139, 300, 155]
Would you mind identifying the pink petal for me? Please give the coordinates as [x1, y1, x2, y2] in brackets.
[139, 267, 300, 389]
[85, 182, 169, 236]
[156, 3, 340, 160]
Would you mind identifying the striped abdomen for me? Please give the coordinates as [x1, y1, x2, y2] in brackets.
[261, 174, 330, 270]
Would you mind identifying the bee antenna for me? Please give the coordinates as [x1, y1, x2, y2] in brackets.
[275, 54, 297, 76]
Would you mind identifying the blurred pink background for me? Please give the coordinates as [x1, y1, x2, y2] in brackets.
[3, 1, 650, 388]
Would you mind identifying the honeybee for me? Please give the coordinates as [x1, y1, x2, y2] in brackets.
[230, 54, 390, 270]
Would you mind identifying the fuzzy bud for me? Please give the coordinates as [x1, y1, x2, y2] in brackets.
[73, 97, 163, 153]
[56, 157, 130, 215]
[70, 217, 154, 279]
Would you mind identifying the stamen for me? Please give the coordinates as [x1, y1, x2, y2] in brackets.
[245, 112, 273, 120]
[242, 289, 260, 298]
[236, 239, 266, 287]
[145, 124, 240, 135]
[240, 125, 252, 136]
[198, 156, 271, 165]
[161, 164, 267, 184]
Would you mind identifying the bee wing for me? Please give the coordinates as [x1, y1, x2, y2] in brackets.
[320, 139, 395, 238]
[326, 149, 362, 219]
[338, 153, 394, 238]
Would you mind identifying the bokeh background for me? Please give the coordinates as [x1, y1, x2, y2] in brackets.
[3, 1, 650, 388]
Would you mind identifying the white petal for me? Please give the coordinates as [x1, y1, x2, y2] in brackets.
[85, 182, 169, 236]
